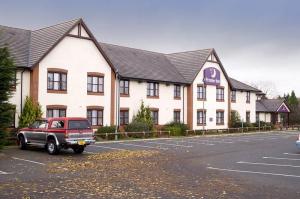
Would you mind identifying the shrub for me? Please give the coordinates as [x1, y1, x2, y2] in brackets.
[163, 122, 188, 136]
[97, 125, 116, 134]
[125, 121, 152, 132]
[229, 111, 241, 128]
[19, 96, 43, 128]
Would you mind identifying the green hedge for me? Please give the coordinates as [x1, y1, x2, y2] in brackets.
[163, 122, 188, 136]
[96, 125, 116, 134]
[125, 121, 152, 132]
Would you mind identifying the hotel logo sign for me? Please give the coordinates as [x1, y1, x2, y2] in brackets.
[203, 67, 220, 85]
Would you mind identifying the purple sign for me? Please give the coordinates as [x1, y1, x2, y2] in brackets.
[203, 67, 220, 85]
[277, 104, 290, 113]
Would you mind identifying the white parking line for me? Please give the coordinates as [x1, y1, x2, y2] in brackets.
[263, 156, 300, 161]
[207, 166, 300, 178]
[0, 170, 13, 175]
[145, 141, 193, 148]
[237, 161, 300, 168]
[173, 140, 215, 146]
[196, 140, 234, 144]
[84, 151, 96, 154]
[90, 145, 127, 151]
[118, 143, 168, 150]
[12, 157, 45, 165]
[284, 153, 300, 156]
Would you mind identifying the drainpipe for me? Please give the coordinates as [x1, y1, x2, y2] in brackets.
[20, 68, 26, 114]
[182, 85, 185, 123]
[115, 70, 119, 140]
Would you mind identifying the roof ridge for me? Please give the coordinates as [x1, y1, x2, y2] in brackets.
[0, 24, 31, 31]
[99, 42, 165, 55]
[230, 77, 260, 91]
[33, 18, 81, 31]
[167, 48, 213, 55]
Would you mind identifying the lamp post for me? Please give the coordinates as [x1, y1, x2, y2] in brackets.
[115, 69, 119, 140]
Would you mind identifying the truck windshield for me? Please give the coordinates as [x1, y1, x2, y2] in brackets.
[68, 120, 91, 129]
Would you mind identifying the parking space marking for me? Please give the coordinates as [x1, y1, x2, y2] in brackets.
[118, 143, 168, 150]
[207, 167, 300, 178]
[263, 156, 300, 161]
[12, 157, 45, 166]
[84, 151, 96, 154]
[90, 145, 127, 151]
[174, 140, 215, 146]
[237, 161, 300, 168]
[145, 141, 193, 148]
[284, 153, 300, 156]
[0, 170, 13, 175]
[195, 140, 234, 144]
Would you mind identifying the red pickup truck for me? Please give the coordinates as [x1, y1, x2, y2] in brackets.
[17, 117, 95, 155]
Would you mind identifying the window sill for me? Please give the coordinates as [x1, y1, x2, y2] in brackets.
[216, 123, 224, 126]
[47, 90, 67, 94]
[87, 92, 104, 96]
[216, 99, 225, 102]
[246, 101, 250, 104]
[147, 96, 159, 99]
[174, 97, 181, 100]
[197, 123, 206, 126]
[120, 94, 130, 97]
[231, 100, 236, 103]
[197, 98, 206, 101]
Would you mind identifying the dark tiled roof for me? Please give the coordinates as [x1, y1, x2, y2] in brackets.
[256, 99, 285, 112]
[0, 18, 80, 67]
[29, 19, 80, 67]
[99, 43, 187, 84]
[165, 49, 212, 83]
[229, 77, 261, 92]
[0, 26, 31, 67]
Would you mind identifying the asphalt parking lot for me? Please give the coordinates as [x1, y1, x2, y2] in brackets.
[1, 131, 300, 199]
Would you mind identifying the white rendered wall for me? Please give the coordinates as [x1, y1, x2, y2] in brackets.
[9, 70, 31, 127]
[231, 91, 257, 123]
[193, 61, 229, 130]
[119, 81, 187, 125]
[38, 36, 112, 125]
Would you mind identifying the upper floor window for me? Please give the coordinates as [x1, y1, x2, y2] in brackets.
[231, 90, 236, 102]
[120, 109, 129, 125]
[216, 111, 224, 125]
[47, 71, 67, 91]
[174, 85, 181, 99]
[173, 110, 181, 123]
[151, 109, 159, 125]
[87, 108, 103, 126]
[197, 85, 206, 100]
[216, 87, 224, 101]
[246, 91, 250, 103]
[87, 74, 104, 94]
[197, 110, 206, 125]
[147, 82, 159, 97]
[120, 80, 129, 96]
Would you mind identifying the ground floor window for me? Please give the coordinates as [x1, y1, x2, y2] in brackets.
[47, 108, 66, 118]
[87, 109, 103, 126]
[197, 110, 206, 125]
[173, 110, 181, 123]
[151, 110, 159, 125]
[120, 110, 129, 125]
[216, 111, 224, 125]
[246, 111, 250, 123]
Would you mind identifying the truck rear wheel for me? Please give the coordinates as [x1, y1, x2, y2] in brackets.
[19, 135, 27, 150]
[47, 139, 60, 155]
[73, 146, 85, 154]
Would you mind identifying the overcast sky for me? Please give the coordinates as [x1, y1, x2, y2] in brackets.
[1, 0, 299, 97]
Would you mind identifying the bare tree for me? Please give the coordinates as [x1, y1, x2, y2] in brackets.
[249, 81, 278, 99]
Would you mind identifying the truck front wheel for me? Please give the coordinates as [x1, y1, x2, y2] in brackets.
[47, 139, 60, 155]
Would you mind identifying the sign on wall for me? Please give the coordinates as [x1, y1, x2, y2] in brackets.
[277, 104, 290, 113]
[203, 67, 221, 85]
